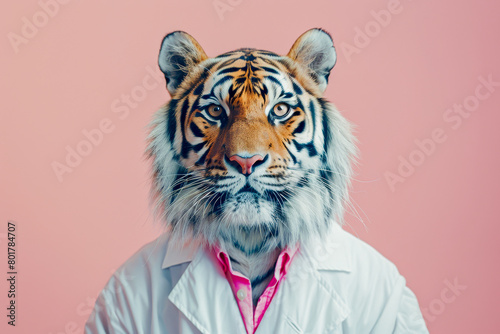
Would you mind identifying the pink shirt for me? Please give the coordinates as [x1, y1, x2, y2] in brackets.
[214, 246, 298, 334]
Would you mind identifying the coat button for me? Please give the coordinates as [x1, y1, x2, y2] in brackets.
[237, 289, 247, 301]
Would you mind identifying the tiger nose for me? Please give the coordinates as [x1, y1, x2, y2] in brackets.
[228, 154, 265, 175]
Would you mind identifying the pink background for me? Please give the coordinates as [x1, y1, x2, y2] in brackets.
[1, 0, 499, 333]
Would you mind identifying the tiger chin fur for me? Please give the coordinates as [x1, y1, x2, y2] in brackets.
[146, 28, 357, 304]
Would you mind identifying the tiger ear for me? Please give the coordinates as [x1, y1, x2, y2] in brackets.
[287, 28, 337, 93]
[158, 31, 208, 96]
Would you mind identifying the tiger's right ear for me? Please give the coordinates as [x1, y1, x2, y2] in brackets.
[158, 31, 208, 96]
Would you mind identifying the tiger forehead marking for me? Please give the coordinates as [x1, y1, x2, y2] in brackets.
[184, 49, 308, 177]
[150, 29, 356, 251]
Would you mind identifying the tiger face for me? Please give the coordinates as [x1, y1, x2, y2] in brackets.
[148, 29, 356, 252]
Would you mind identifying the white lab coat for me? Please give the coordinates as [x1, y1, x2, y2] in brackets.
[84, 223, 429, 334]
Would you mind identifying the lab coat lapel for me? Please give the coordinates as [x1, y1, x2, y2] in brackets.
[257, 223, 351, 333]
[167, 246, 246, 334]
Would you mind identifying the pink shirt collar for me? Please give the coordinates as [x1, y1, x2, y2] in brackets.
[213, 244, 299, 334]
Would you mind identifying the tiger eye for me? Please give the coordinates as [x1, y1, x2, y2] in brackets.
[208, 104, 223, 118]
[273, 103, 290, 118]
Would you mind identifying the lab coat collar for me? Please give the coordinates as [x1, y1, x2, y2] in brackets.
[163, 222, 351, 333]
[161, 237, 202, 269]
[302, 222, 352, 273]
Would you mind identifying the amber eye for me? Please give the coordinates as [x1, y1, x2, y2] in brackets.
[272, 103, 290, 118]
[207, 104, 223, 118]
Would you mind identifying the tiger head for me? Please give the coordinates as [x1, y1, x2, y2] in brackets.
[147, 29, 357, 253]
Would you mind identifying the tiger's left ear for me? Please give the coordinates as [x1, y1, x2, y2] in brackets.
[287, 28, 337, 93]
[158, 31, 208, 96]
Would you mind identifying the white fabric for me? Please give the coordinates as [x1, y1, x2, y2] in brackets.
[84, 223, 429, 334]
